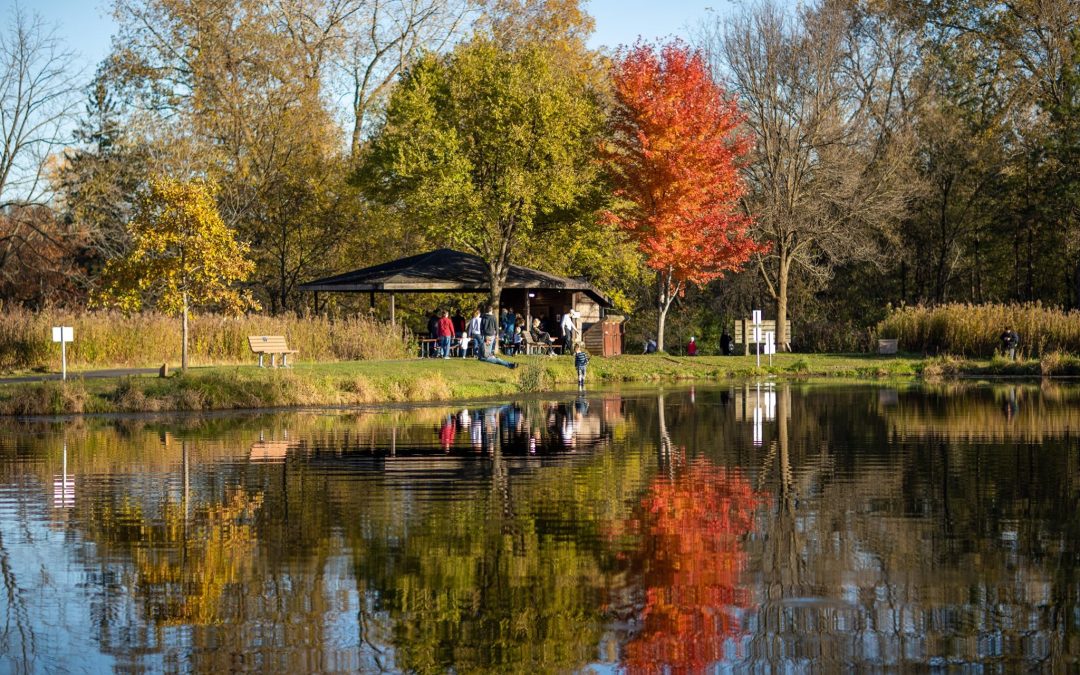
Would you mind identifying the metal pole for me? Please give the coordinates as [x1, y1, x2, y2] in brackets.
[61, 339, 67, 381]
[390, 294, 396, 326]
[755, 326, 760, 369]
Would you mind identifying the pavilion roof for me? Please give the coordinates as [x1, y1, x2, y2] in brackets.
[298, 248, 612, 307]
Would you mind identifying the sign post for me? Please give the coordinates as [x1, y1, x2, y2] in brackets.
[765, 331, 775, 366]
[751, 310, 762, 368]
[52, 326, 73, 381]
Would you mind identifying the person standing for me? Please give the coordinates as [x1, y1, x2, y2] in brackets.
[467, 308, 482, 357]
[478, 304, 516, 368]
[574, 342, 590, 389]
[481, 305, 499, 358]
[425, 310, 440, 358]
[436, 310, 455, 358]
[687, 336, 697, 356]
[560, 310, 578, 348]
[511, 325, 524, 355]
[720, 330, 734, 356]
[501, 308, 515, 343]
[1000, 326, 1020, 360]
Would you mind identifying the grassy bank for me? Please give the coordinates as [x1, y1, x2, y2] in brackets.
[0, 307, 409, 372]
[1, 352, 1077, 417]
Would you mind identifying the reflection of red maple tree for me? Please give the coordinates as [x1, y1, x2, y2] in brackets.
[623, 459, 761, 673]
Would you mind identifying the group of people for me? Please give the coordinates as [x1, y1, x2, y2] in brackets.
[642, 330, 738, 356]
[426, 305, 589, 383]
[428, 305, 517, 368]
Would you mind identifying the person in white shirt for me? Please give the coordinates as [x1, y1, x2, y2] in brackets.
[560, 310, 578, 347]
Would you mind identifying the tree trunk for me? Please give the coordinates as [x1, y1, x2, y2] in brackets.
[181, 291, 189, 372]
[488, 261, 507, 354]
[655, 270, 678, 353]
[776, 255, 790, 352]
[656, 307, 667, 353]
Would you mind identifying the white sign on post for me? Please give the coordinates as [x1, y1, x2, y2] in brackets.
[765, 331, 775, 365]
[52, 326, 73, 381]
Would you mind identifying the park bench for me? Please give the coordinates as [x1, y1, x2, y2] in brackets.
[248, 335, 298, 368]
[523, 332, 561, 356]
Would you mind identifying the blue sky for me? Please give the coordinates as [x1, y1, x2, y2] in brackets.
[4, 0, 732, 71]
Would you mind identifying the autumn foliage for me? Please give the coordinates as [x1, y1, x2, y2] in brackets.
[622, 458, 761, 672]
[605, 41, 763, 349]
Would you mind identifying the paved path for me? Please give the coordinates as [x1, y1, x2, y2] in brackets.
[0, 368, 159, 384]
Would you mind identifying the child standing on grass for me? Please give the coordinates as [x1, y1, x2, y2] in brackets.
[574, 342, 589, 389]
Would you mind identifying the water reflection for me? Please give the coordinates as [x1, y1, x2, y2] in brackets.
[0, 384, 1077, 671]
[619, 453, 763, 671]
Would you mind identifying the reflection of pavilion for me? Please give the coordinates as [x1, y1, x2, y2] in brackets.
[282, 395, 625, 485]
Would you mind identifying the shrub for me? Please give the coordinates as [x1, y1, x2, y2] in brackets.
[0, 380, 89, 416]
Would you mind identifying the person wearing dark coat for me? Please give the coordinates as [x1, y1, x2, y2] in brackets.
[427, 311, 440, 340]
[1000, 326, 1020, 360]
[480, 306, 499, 358]
[720, 331, 734, 356]
[479, 305, 515, 368]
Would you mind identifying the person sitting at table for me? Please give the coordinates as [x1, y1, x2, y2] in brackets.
[530, 318, 557, 355]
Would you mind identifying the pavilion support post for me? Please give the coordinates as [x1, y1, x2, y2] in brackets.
[390, 294, 396, 326]
[370, 291, 375, 309]
[313, 292, 319, 316]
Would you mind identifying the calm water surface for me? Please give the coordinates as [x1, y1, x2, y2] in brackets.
[0, 383, 1077, 672]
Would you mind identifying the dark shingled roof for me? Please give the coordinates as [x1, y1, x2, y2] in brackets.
[298, 248, 612, 307]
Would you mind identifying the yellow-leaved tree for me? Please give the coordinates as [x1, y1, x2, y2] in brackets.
[96, 176, 258, 371]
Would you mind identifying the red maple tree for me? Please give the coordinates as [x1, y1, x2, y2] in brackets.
[605, 41, 763, 352]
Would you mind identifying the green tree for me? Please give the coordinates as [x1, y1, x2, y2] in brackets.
[56, 67, 149, 275]
[95, 177, 257, 370]
[360, 36, 605, 308]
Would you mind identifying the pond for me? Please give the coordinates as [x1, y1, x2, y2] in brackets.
[0, 382, 1077, 672]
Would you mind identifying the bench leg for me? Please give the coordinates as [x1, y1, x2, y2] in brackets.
[283, 353, 289, 368]
[271, 353, 278, 368]
[258, 354, 264, 368]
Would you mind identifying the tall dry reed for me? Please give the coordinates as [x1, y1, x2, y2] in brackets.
[0, 307, 410, 371]
[877, 303, 1080, 357]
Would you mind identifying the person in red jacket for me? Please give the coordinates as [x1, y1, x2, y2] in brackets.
[687, 336, 697, 356]
[436, 310, 455, 358]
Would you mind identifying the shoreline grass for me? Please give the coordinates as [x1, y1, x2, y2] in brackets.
[1, 352, 1075, 417]
[0, 307, 409, 372]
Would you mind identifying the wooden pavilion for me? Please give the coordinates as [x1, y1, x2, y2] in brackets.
[298, 248, 625, 355]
